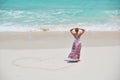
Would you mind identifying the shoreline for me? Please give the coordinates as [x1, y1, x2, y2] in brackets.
[0, 31, 120, 49]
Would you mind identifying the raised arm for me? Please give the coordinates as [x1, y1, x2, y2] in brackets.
[78, 28, 85, 37]
[70, 28, 76, 37]
[70, 28, 85, 39]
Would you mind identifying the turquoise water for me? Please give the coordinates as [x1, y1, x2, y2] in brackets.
[0, 0, 120, 31]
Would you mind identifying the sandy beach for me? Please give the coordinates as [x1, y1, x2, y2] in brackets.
[0, 31, 120, 80]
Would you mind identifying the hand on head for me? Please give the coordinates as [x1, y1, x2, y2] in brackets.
[75, 28, 79, 33]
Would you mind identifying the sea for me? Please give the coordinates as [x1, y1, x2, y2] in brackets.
[0, 0, 120, 31]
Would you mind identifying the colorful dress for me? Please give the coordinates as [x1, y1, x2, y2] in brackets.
[68, 39, 81, 61]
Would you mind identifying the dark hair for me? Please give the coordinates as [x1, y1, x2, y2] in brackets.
[75, 28, 79, 33]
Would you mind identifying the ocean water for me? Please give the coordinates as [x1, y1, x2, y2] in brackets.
[0, 0, 120, 31]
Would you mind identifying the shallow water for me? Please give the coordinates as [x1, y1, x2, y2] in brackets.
[0, 0, 120, 31]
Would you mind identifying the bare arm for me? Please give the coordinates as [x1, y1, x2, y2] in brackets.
[78, 28, 85, 37]
[70, 28, 76, 37]
[70, 28, 85, 38]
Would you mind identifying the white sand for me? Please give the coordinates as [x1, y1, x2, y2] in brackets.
[0, 31, 120, 80]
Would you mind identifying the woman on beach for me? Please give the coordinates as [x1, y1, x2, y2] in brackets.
[67, 28, 85, 62]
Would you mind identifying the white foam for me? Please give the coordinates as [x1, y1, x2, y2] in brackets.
[0, 9, 120, 32]
[0, 22, 120, 32]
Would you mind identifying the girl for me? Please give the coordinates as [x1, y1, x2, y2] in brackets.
[67, 28, 85, 62]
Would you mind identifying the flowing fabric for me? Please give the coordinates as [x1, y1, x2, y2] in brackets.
[68, 39, 81, 61]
